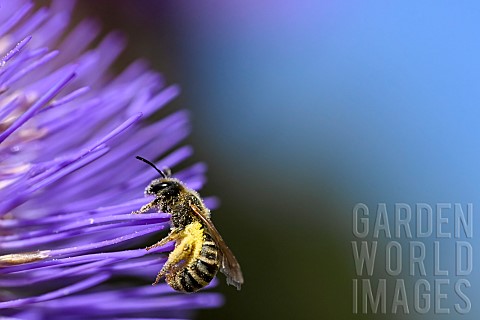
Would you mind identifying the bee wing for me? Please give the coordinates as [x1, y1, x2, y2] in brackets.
[190, 203, 244, 290]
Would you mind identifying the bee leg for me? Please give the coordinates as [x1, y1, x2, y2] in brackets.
[153, 271, 165, 285]
[132, 199, 161, 214]
[153, 258, 187, 285]
[147, 229, 183, 285]
[145, 229, 180, 251]
[152, 231, 195, 286]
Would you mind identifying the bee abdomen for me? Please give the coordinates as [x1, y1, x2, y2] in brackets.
[169, 240, 220, 293]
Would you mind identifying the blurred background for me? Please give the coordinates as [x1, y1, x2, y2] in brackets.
[77, 1, 480, 319]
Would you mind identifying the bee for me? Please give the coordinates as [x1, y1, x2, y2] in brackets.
[133, 156, 243, 293]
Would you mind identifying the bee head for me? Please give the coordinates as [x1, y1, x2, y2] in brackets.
[136, 156, 181, 197]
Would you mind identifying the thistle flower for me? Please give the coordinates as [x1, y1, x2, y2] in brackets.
[0, 0, 223, 318]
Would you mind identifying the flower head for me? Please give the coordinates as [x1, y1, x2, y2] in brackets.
[0, 1, 223, 318]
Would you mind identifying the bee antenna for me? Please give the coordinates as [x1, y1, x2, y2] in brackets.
[136, 156, 167, 178]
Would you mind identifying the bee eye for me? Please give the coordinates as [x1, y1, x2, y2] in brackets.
[148, 181, 173, 194]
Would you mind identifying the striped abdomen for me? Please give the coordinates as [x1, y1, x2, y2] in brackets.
[166, 235, 220, 293]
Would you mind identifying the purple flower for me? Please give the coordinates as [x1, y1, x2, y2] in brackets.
[0, 1, 223, 318]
